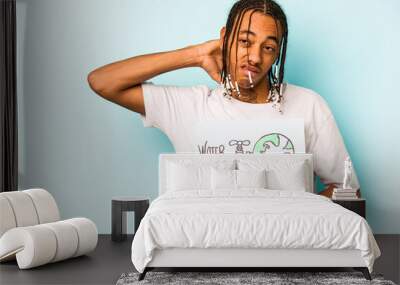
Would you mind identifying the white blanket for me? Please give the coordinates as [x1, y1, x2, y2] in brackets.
[131, 189, 380, 273]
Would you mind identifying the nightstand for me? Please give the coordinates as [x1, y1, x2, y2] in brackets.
[111, 197, 149, 242]
[332, 198, 366, 218]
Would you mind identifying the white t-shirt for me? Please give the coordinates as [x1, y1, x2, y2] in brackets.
[139, 82, 359, 188]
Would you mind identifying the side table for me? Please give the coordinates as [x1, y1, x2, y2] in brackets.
[332, 198, 366, 218]
[112, 197, 149, 242]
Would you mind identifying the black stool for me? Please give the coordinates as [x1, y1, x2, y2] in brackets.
[111, 197, 149, 242]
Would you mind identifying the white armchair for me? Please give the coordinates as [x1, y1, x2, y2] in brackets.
[0, 188, 98, 269]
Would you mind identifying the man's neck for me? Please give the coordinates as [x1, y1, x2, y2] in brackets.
[233, 80, 271, 104]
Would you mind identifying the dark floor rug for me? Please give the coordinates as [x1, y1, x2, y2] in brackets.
[116, 271, 397, 285]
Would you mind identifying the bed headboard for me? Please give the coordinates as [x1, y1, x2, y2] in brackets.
[159, 153, 314, 195]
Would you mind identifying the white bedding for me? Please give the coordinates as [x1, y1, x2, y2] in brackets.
[131, 189, 381, 273]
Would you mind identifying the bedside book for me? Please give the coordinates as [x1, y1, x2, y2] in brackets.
[332, 196, 360, 200]
[332, 188, 358, 200]
[333, 188, 357, 193]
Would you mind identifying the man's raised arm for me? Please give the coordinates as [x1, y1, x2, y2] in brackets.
[87, 46, 200, 115]
[87, 40, 222, 115]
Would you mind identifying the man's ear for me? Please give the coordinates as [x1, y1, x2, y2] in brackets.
[219, 26, 226, 51]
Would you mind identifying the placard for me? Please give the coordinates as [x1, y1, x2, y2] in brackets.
[190, 119, 305, 154]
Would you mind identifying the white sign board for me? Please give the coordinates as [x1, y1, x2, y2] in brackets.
[190, 119, 305, 154]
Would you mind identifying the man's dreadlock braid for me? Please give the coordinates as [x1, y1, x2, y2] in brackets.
[220, 0, 289, 112]
[221, 4, 249, 95]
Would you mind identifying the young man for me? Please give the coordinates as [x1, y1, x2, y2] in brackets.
[87, 0, 360, 198]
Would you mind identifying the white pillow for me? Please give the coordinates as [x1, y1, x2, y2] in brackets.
[237, 159, 308, 191]
[166, 160, 236, 192]
[236, 169, 267, 189]
[167, 163, 209, 191]
[210, 168, 268, 190]
[266, 162, 307, 191]
[210, 167, 236, 190]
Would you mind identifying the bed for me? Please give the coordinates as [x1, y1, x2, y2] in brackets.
[131, 153, 381, 281]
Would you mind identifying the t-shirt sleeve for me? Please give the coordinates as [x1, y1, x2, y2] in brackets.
[139, 81, 210, 135]
[309, 99, 360, 190]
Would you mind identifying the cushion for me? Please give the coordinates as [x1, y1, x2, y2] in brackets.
[24, 188, 60, 224]
[236, 169, 268, 189]
[166, 163, 211, 191]
[0, 191, 39, 227]
[166, 160, 236, 192]
[0, 196, 16, 237]
[266, 161, 307, 191]
[0, 218, 97, 269]
[211, 167, 236, 190]
[211, 168, 268, 190]
[0, 189, 60, 238]
[237, 159, 308, 191]
[0, 189, 98, 269]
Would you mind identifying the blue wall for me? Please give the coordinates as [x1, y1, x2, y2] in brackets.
[16, 0, 399, 234]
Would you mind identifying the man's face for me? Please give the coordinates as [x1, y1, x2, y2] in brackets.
[220, 10, 282, 89]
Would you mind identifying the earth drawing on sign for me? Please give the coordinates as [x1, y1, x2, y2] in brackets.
[253, 133, 295, 154]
